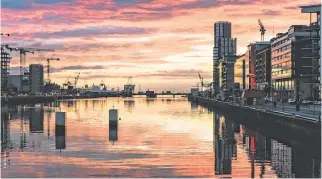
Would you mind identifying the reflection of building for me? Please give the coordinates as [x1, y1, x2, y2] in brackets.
[29, 64, 44, 94]
[29, 107, 44, 133]
[271, 140, 293, 178]
[1, 106, 10, 152]
[214, 113, 237, 175]
[213, 21, 237, 94]
[1, 105, 10, 167]
[124, 100, 135, 113]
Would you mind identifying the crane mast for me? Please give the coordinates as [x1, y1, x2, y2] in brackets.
[46, 58, 60, 84]
[258, 19, 266, 42]
[74, 72, 80, 88]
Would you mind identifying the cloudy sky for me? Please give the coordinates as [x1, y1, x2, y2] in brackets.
[1, 0, 319, 92]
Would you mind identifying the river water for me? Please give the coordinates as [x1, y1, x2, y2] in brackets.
[1, 96, 320, 178]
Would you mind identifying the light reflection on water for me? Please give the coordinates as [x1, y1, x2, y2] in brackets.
[1, 96, 320, 178]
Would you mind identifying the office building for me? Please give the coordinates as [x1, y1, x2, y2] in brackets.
[255, 45, 271, 90]
[1, 47, 11, 93]
[300, 4, 321, 100]
[246, 42, 270, 89]
[218, 56, 238, 97]
[271, 25, 316, 99]
[8, 74, 30, 93]
[234, 54, 248, 91]
[213, 21, 237, 95]
[29, 64, 44, 94]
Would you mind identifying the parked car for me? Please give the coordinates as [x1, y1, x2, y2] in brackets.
[288, 99, 296, 105]
[301, 100, 313, 105]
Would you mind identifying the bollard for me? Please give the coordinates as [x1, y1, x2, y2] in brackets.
[109, 109, 118, 127]
[55, 112, 66, 150]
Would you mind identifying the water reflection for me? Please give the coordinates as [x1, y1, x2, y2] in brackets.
[214, 113, 237, 175]
[124, 99, 135, 113]
[1, 98, 320, 178]
[29, 106, 44, 133]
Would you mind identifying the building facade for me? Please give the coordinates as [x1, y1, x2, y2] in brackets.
[234, 54, 248, 90]
[29, 64, 44, 94]
[255, 45, 271, 90]
[300, 4, 321, 100]
[1, 47, 11, 93]
[271, 25, 316, 100]
[213, 21, 237, 95]
[218, 56, 237, 97]
[246, 42, 270, 89]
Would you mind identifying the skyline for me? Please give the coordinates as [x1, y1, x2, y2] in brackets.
[1, 0, 320, 91]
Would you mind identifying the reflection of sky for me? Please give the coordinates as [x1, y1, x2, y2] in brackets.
[1, 97, 283, 177]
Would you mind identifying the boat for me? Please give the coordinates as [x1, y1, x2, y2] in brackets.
[146, 90, 157, 98]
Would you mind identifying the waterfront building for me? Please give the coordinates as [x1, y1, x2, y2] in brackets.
[213, 21, 237, 95]
[29, 64, 44, 94]
[8, 74, 30, 93]
[299, 4, 321, 100]
[218, 56, 238, 98]
[1, 47, 11, 93]
[271, 25, 317, 100]
[246, 42, 270, 89]
[234, 54, 249, 91]
[255, 45, 271, 91]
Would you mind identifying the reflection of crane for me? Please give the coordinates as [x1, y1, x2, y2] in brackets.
[74, 72, 80, 88]
[3, 45, 54, 92]
[258, 19, 266, 42]
[46, 58, 60, 84]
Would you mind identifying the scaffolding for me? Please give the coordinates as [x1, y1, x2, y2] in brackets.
[1, 47, 11, 93]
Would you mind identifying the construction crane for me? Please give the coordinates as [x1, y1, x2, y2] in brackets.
[3, 45, 54, 92]
[124, 76, 135, 96]
[198, 72, 213, 91]
[45, 58, 60, 84]
[198, 72, 204, 91]
[127, 76, 132, 85]
[100, 80, 106, 90]
[258, 19, 266, 42]
[74, 72, 80, 88]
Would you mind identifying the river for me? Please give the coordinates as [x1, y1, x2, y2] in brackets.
[1, 96, 320, 177]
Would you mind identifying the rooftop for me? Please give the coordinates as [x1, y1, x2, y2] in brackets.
[300, 4, 321, 13]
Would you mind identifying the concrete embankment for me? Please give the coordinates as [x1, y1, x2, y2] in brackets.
[190, 96, 321, 142]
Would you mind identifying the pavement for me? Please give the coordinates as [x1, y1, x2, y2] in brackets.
[250, 102, 321, 122]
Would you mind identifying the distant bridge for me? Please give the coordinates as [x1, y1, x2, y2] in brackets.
[133, 93, 188, 96]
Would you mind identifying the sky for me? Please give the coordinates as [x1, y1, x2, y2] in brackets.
[1, 0, 320, 92]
